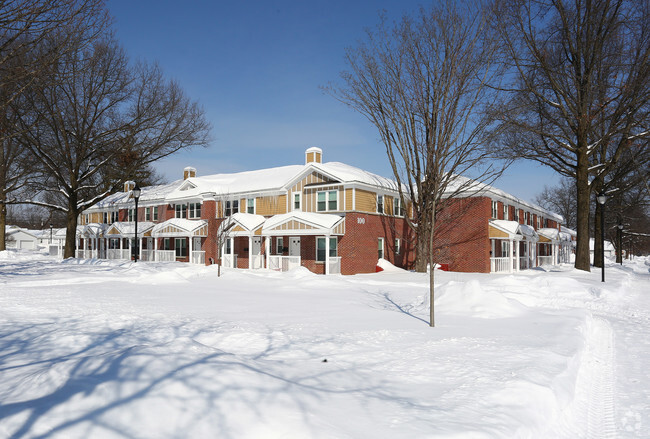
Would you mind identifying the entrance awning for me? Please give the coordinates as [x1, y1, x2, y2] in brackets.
[262, 212, 345, 236]
[82, 223, 109, 238]
[489, 220, 538, 241]
[151, 219, 207, 238]
[218, 213, 266, 236]
[106, 221, 156, 238]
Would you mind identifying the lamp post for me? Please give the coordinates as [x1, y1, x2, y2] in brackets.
[132, 183, 141, 262]
[617, 223, 623, 265]
[596, 192, 608, 282]
[49, 223, 53, 244]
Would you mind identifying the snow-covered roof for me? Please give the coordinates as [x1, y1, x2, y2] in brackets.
[490, 220, 539, 240]
[93, 180, 183, 208]
[222, 213, 267, 233]
[108, 221, 156, 237]
[151, 218, 207, 236]
[5, 226, 38, 239]
[262, 211, 345, 235]
[537, 228, 560, 240]
[311, 162, 399, 190]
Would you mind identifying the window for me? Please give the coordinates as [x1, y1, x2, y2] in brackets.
[175, 204, 187, 219]
[503, 204, 508, 221]
[395, 238, 401, 255]
[316, 237, 337, 262]
[164, 238, 170, 250]
[111, 211, 119, 223]
[377, 195, 384, 214]
[501, 241, 509, 256]
[491, 201, 498, 218]
[525, 212, 530, 225]
[153, 207, 158, 221]
[175, 238, 187, 258]
[276, 237, 283, 255]
[537, 216, 541, 229]
[247, 198, 255, 214]
[514, 208, 520, 222]
[128, 209, 135, 222]
[378, 238, 385, 259]
[225, 238, 232, 255]
[293, 193, 301, 211]
[189, 202, 201, 219]
[317, 190, 338, 212]
[225, 200, 233, 217]
[103, 212, 108, 224]
[145, 207, 151, 221]
[393, 197, 404, 217]
[85, 214, 89, 224]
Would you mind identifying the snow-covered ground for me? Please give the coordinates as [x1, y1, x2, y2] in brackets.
[0, 250, 648, 438]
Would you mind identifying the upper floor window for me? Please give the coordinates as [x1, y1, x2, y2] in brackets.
[189, 202, 201, 219]
[395, 238, 401, 255]
[153, 206, 158, 221]
[175, 204, 187, 219]
[103, 212, 108, 224]
[491, 201, 498, 218]
[246, 198, 255, 214]
[317, 190, 337, 212]
[128, 209, 135, 222]
[537, 216, 541, 229]
[514, 208, 520, 222]
[525, 211, 530, 225]
[393, 197, 404, 217]
[503, 204, 509, 221]
[377, 195, 384, 214]
[293, 193, 301, 211]
[145, 207, 151, 221]
[225, 200, 239, 217]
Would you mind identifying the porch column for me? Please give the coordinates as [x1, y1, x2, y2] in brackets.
[139, 236, 143, 261]
[230, 237, 235, 268]
[189, 234, 193, 263]
[265, 236, 270, 269]
[508, 238, 514, 273]
[154, 237, 158, 261]
[325, 234, 331, 275]
[515, 239, 520, 272]
[552, 243, 557, 265]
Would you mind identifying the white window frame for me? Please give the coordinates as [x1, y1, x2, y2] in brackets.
[395, 238, 401, 255]
[174, 238, 187, 258]
[491, 200, 498, 219]
[501, 240, 509, 256]
[145, 207, 151, 221]
[293, 193, 301, 211]
[316, 237, 337, 262]
[503, 204, 508, 221]
[175, 204, 187, 219]
[514, 208, 520, 222]
[377, 194, 384, 214]
[189, 202, 201, 219]
[128, 209, 134, 222]
[317, 190, 338, 212]
[276, 237, 284, 254]
[153, 206, 158, 221]
[378, 237, 385, 260]
[393, 197, 404, 217]
[537, 216, 541, 229]
[246, 198, 255, 214]
[103, 212, 108, 224]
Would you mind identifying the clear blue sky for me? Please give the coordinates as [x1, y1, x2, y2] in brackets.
[107, 0, 559, 202]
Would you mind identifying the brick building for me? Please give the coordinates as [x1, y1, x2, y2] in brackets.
[78, 147, 570, 274]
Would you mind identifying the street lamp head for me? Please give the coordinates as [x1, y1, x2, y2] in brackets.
[617, 223, 624, 230]
[132, 183, 141, 200]
[597, 193, 607, 205]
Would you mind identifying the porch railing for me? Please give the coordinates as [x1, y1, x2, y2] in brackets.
[107, 249, 130, 260]
[222, 254, 237, 268]
[537, 255, 553, 266]
[191, 251, 205, 265]
[268, 255, 301, 272]
[250, 254, 264, 269]
[141, 249, 154, 262]
[328, 256, 341, 274]
[156, 250, 176, 262]
[490, 257, 510, 273]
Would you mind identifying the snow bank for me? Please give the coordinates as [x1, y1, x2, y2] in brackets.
[434, 279, 527, 318]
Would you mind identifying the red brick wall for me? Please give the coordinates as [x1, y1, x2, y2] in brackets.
[433, 197, 491, 273]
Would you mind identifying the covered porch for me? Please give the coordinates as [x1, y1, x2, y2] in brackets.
[104, 222, 155, 261]
[489, 220, 539, 273]
[75, 223, 108, 259]
[217, 213, 266, 269]
[536, 228, 562, 266]
[152, 218, 208, 264]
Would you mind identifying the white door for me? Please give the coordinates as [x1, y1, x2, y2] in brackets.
[251, 237, 262, 268]
[193, 237, 201, 251]
[289, 237, 300, 256]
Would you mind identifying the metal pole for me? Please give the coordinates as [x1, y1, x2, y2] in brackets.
[601, 202, 605, 282]
[134, 196, 139, 263]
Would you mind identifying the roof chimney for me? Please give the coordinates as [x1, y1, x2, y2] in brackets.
[124, 180, 135, 192]
[184, 166, 196, 180]
[305, 147, 322, 164]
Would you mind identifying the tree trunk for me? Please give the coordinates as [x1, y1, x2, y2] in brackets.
[429, 201, 436, 328]
[64, 194, 79, 259]
[593, 204, 603, 268]
[0, 199, 6, 252]
[574, 154, 591, 271]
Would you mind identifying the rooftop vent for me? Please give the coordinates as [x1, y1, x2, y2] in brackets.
[305, 147, 322, 164]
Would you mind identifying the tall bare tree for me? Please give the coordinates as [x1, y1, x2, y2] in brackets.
[16, 34, 211, 258]
[534, 178, 577, 230]
[327, 0, 506, 326]
[0, 0, 108, 249]
[491, 0, 650, 271]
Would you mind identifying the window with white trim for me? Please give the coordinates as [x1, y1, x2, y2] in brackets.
[111, 211, 118, 223]
[503, 204, 508, 220]
[377, 195, 384, 214]
[537, 216, 541, 229]
[164, 238, 170, 250]
[103, 212, 108, 224]
[153, 206, 158, 221]
[395, 238, 401, 255]
[378, 237, 385, 259]
[189, 202, 201, 219]
[175, 238, 187, 258]
[246, 198, 255, 214]
[393, 197, 404, 217]
[276, 237, 284, 254]
[491, 201, 498, 218]
[145, 207, 151, 221]
[317, 190, 338, 212]
[501, 241, 509, 256]
[225, 200, 239, 217]
[525, 211, 530, 225]
[175, 204, 187, 219]
[316, 237, 337, 262]
[514, 208, 520, 222]
[225, 237, 232, 255]
[293, 193, 301, 211]
[128, 209, 135, 222]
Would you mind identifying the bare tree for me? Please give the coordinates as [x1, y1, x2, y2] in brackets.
[0, 0, 108, 249]
[16, 33, 211, 258]
[491, 0, 650, 271]
[327, 0, 506, 326]
[534, 178, 577, 230]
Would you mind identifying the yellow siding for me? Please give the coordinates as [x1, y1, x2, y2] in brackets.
[385, 195, 394, 215]
[356, 189, 376, 213]
[489, 226, 509, 238]
[345, 188, 353, 211]
[216, 201, 223, 218]
[256, 195, 287, 216]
